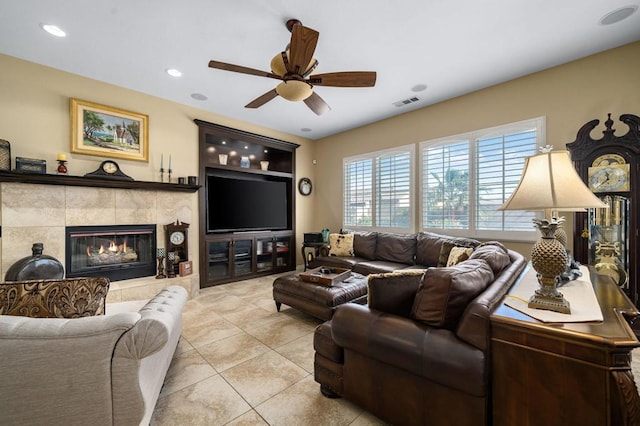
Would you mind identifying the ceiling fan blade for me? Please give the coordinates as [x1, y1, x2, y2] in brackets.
[245, 89, 279, 109]
[304, 92, 331, 116]
[288, 25, 319, 75]
[302, 59, 319, 78]
[308, 71, 377, 87]
[208, 60, 282, 80]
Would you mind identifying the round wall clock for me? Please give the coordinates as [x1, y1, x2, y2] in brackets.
[298, 177, 312, 196]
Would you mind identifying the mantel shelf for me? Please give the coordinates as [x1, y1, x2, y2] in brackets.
[0, 171, 200, 192]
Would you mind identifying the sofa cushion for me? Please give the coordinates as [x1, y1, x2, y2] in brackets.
[367, 270, 424, 317]
[446, 247, 474, 267]
[329, 233, 355, 257]
[411, 259, 494, 329]
[309, 255, 368, 271]
[353, 260, 409, 275]
[375, 232, 416, 265]
[352, 232, 378, 259]
[469, 241, 511, 275]
[0, 277, 110, 318]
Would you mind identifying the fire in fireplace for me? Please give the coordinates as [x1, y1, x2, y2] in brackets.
[65, 225, 156, 282]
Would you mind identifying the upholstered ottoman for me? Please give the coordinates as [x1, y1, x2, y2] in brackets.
[272, 271, 368, 320]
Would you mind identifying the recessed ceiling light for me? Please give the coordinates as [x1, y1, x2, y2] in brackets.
[40, 24, 66, 37]
[191, 93, 208, 101]
[300, 128, 312, 132]
[599, 5, 638, 25]
[166, 68, 182, 77]
[411, 84, 427, 92]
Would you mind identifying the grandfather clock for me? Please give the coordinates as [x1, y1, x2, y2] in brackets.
[566, 113, 640, 306]
[164, 220, 189, 276]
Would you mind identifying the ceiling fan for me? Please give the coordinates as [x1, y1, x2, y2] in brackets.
[208, 19, 376, 116]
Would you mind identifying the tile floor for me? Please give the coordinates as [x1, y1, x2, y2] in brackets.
[149, 271, 640, 425]
[150, 272, 385, 425]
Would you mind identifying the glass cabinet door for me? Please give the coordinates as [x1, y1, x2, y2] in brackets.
[207, 240, 230, 280]
[233, 239, 254, 276]
[274, 236, 291, 269]
[256, 238, 274, 272]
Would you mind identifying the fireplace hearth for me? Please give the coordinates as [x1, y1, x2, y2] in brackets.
[66, 225, 156, 282]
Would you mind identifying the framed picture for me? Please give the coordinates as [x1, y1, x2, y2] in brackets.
[70, 98, 149, 162]
[179, 260, 193, 277]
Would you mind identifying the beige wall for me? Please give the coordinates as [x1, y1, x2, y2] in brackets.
[2, 42, 639, 264]
[0, 54, 315, 267]
[312, 41, 640, 257]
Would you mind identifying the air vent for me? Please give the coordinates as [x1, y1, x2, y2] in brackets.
[393, 97, 420, 107]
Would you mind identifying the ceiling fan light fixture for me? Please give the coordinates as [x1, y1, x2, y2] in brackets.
[270, 52, 288, 76]
[276, 80, 312, 102]
[270, 50, 316, 76]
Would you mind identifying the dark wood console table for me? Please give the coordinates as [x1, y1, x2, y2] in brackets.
[491, 268, 640, 426]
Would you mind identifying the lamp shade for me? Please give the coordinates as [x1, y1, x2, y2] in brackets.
[500, 149, 606, 212]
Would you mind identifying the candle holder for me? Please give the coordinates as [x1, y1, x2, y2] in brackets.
[167, 251, 176, 278]
[57, 160, 68, 175]
[168, 168, 172, 184]
[156, 248, 166, 279]
[160, 167, 165, 183]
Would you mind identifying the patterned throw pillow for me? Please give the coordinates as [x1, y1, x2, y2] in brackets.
[328, 233, 355, 257]
[446, 247, 474, 267]
[0, 277, 110, 318]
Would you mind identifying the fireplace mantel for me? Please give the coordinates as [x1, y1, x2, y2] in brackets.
[0, 171, 199, 192]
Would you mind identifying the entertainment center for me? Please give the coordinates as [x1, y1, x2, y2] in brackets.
[195, 119, 299, 287]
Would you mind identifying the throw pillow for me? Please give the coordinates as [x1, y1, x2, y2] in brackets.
[328, 233, 355, 257]
[469, 241, 511, 274]
[437, 241, 457, 267]
[446, 247, 474, 267]
[367, 270, 425, 317]
[0, 277, 110, 318]
[410, 259, 494, 329]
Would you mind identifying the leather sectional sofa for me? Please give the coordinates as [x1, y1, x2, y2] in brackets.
[312, 230, 528, 426]
[309, 229, 484, 274]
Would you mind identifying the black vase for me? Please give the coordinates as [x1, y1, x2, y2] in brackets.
[5, 243, 64, 281]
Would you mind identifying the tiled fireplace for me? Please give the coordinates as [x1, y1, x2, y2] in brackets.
[0, 182, 199, 302]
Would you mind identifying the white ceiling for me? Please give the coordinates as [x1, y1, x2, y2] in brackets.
[1, 1, 639, 140]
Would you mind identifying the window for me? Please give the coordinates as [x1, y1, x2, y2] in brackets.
[343, 145, 414, 231]
[420, 117, 544, 241]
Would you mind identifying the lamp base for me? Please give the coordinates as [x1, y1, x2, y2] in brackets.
[528, 288, 571, 314]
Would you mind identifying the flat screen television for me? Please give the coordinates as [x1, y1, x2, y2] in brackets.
[207, 174, 289, 233]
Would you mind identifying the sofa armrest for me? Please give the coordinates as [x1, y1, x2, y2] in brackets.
[112, 286, 187, 426]
[113, 286, 187, 359]
[331, 303, 486, 396]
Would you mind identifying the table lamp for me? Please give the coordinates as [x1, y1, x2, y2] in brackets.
[499, 146, 606, 313]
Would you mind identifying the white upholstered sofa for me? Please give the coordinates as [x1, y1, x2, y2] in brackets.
[0, 284, 187, 426]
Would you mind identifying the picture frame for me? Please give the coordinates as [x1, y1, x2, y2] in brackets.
[179, 260, 193, 277]
[70, 98, 149, 162]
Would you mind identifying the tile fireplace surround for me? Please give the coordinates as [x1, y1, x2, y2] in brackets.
[0, 182, 199, 302]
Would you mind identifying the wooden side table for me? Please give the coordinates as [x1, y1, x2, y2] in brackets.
[301, 242, 327, 271]
[491, 268, 640, 426]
